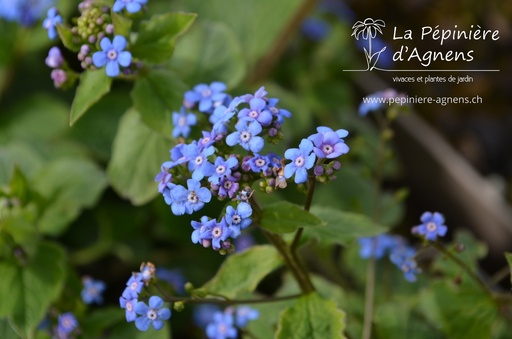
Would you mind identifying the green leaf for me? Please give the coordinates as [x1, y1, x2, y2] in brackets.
[168, 20, 245, 88]
[0, 318, 19, 339]
[80, 307, 125, 337]
[70, 70, 113, 125]
[260, 201, 325, 234]
[109, 319, 172, 339]
[505, 253, 512, 286]
[0, 142, 44, 186]
[32, 158, 108, 235]
[56, 24, 79, 52]
[305, 206, 388, 246]
[131, 69, 187, 135]
[111, 10, 132, 37]
[131, 12, 197, 63]
[107, 109, 172, 205]
[202, 245, 283, 299]
[276, 293, 346, 339]
[0, 242, 66, 337]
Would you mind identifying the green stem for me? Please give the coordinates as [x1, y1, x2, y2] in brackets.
[432, 242, 492, 297]
[489, 265, 511, 287]
[247, 0, 319, 84]
[291, 175, 317, 251]
[163, 293, 303, 306]
[362, 257, 376, 339]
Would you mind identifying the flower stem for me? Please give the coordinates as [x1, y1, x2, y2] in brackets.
[291, 175, 317, 251]
[362, 257, 376, 339]
[163, 292, 303, 306]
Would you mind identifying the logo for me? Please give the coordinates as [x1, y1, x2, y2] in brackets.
[344, 18, 500, 72]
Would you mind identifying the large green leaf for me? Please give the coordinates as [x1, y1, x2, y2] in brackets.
[70, 70, 113, 125]
[111, 10, 132, 37]
[32, 158, 108, 235]
[0, 242, 66, 337]
[131, 12, 197, 64]
[168, 20, 246, 88]
[107, 109, 173, 205]
[305, 206, 388, 246]
[276, 293, 346, 339]
[131, 68, 187, 136]
[202, 245, 283, 299]
[0, 319, 19, 339]
[260, 201, 325, 234]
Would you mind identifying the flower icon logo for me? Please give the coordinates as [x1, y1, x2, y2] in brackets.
[351, 18, 387, 71]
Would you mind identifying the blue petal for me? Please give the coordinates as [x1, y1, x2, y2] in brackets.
[158, 308, 172, 320]
[135, 316, 151, 331]
[92, 51, 107, 67]
[210, 81, 227, 92]
[247, 121, 262, 135]
[184, 90, 201, 103]
[226, 132, 239, 146]
[118, 51, 132, 66]
[126, 2, 142, 13]
[197, 187, 212, 203]
[100, 37, 112, 51]
[106, 61, 120, 77]
[250, 97, 266, 111]
[284, 164, 295, 179]
[305, 153, 316, 169]
[420, 211, 432, 223]
[294, 167, 308, 183]
[152, 319, 164, 330]
[249, 136, 264, 153]
[149, 296, 163, 309]
[284, 148, 300, 160]
[134, 301, 149, 315]
[199, 99, 213, 112]
[237, 202, 252, 218]
[112, 1, 124, 12]
[113, 35, 127, 51]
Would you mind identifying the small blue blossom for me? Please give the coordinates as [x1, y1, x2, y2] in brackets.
[185, 144, 215, 181]
[301, 17, 331, 41]
[240, 86, 268, 103]
[198, 130, 217, 150]
[169, 143, 192, 167]
[45, 46, 63, 68]
[237, 98, 273, 127]
[206, 311, 237, 339]
[225, 202, 252, 238]
[57, 312, 78, 336]
[358, 234, 396, 259]
[284, 139, 316, 184]
[81, 276, 106, 305]
[210, 105, 236, 135]
[194, 305, 221, 329]
[92, 35, 132, 77]
[217, 176, 240, 199]
[42, 7, 62, 40]
[226, 120, 265, 153]
[267, 98, 291, 124]
[134, 296, 171, 331]
[392, 256, 421, 282]
[156, 268, 186, 294]
[246, 154, 270, 173]
[155, 164, 173, 193]
[113, 0, 147, 13]
[0, 0, 53, 26]
[172, 107, 197, 138]
[191, 216, 216, 245]
[203, 219, 232, 250]
[120, 296, 138, 322]
[171, 179, 212, 215]
[185, 82, 228, 113]
[235, 306, 259, 328]
[308, 126, 349, 159]
[412, 211, 448, 241]
[208, 156, 238, 185]
[234, 233, 256, 252]
[123, 274, 144, 300]
[389, 241, 420, 282]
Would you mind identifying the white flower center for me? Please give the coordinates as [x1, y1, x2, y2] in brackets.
[107, 49, 117, 60]
[322, 144, 333, 154]
[426, 222, 437, 232]
[130, 282, 139, 290]
[188, 191, 198, 204]
[216, 165, 226, 175]
[240, 131, 251, 142]
[294, 156, 304, 167]
[178, 116, 187, 126]
[202, 89, 212, 97]
[223, 181, 232, 189]
[270, 107, 278, 114]
[147, 309, 158, 321]
[212, 226, 222, 238]
[255, 159, 266, 167]
[249, 110, 259, 118]
[126, 301, 133, 312]
[232, 215, 241, 225]
[195, 156, 203, 166]
[201, 137, 211, 145]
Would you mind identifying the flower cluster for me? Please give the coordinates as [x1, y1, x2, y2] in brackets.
[358, 234, 421, 282]
[205, 306, 259, 339]
[0, 0, 53, 26]
[43, 0, 144, 87]
[81, 276, 106, 305]
[119, 262, 172, 331]
[156, 83, 350, 253]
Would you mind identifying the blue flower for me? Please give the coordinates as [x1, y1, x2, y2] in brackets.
[226, 120, 265, 153]
[358, 89, 399, 116]
[113, 0, 147, 13]
[203, 219, 232, 250]
[235, 306, 259, 328]
[45, 46, 63, 68]
[412, 211, 447, 241]
[171, 179, 212, 215]
[184, 144, 215, 181]
[155, 164, 173, 193]
[134, 296, 171, 331]
[268, 98, 291, 124]
[81, 276, 106, 305]
[284, 139, 316, 184]
[246, 154, 270, 173]
[206, 311, 237, 339]
[191, 216, 216, 245]
[308, 126, 349, 159]
[225, 202, 252, 238]
[57, 312, 78, 335]
[92, 35, 132, 77]
[194, 305, 221, 329]
[217, 176, 240, 199]
[120, 296, 138, 322]
[42, 7, 62, 40]
[208, 156, 238, 185]
[210, 105, 236, 135]
[389, 241, 420, 282]
[172, 107, 197, 138]
[0, 0, 52, 26]
[392, 256, 421, 282]
[358, 234, 396, 259]
[185, 82, 228, 113]
[240, 86, 268, 103]
[123, 274, 144, 300]
[234, 233, 255, 253]
[198, 130, 217, 150]
[237, 98, 273, 127]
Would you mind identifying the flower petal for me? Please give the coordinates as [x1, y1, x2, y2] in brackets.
[117, 51, 132, 66]
[106, 60, 120, 77]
